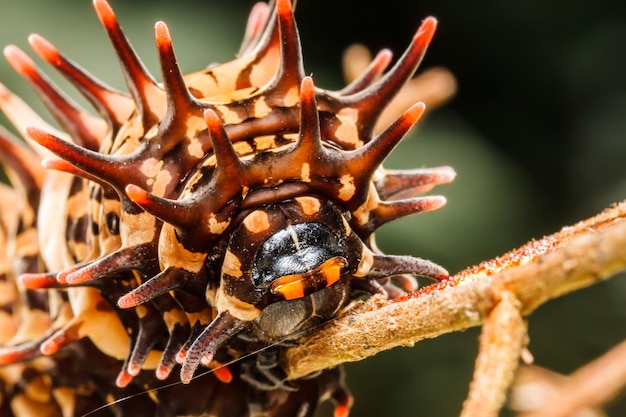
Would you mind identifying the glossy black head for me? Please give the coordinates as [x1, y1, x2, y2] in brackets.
[252, 222, 347, 292]
[214, 197, 365, 333]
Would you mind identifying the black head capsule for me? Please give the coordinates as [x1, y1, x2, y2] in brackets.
[225, 197, 361, 342]
[216, 197, 363, 330]
[253, 222, 349, 299]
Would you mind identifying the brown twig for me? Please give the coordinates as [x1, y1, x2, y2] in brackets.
[283, 200, 626, 398]
[460, 291, 527, 417]
[510, 338, 626, 417]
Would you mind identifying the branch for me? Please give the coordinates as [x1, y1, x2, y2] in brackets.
[510, 338, 626, 417]
[283, 200, 626, 380]
[460, 291, 527, 417]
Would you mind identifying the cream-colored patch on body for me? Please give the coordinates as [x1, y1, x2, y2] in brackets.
[354, 246, 375, 277]
[233, 141, 253, 156]
[295, 196, 320, 216]
[184, 71, 221, 96]
[205, 287, 217, 308]
[243, 210, 270, 234]
[341, 214, 352, 233]
[281, 85, 300, 107]
[210, 86, 259, 104]
[338, 174, 356, 201]
[179, 166, 209, 198]
[185, 114, 205, 137]
[207, 214, 230, 235]
[134, 305, 148, 319]
[191, 52, 270, 95]
[214, 104, 242, 125]
[335, 108, 363, 148]
[187, 137, 205, 159]
[185, 307, 215, 327]
[139, 157, 175, 196]
[121, 212, 156, 246]
[352, 186, 380, 226]
[248, 44, 279, 86]
[222, 249, 243, 279]
[111, 118, 148, 155]
[37, 187, 75, 250]
[143, 123, 159, 141]
[253, 97, 272, 118]
[162, 308, 188, 329]
[68, 287, 130, 361]
[149, 169, 173, 197]
[157, 225, 206, 272]
[215, 287, 261, 322]
[253, 135, 277, 151]
[300, 163, 311, 182]
[38, 172, 78, 270]
[140, 157, 163, 178]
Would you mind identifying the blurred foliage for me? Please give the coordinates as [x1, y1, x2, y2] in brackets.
[0, 0, 625, 416]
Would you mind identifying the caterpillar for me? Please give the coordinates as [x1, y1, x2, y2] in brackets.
[0, 0, 455, 416]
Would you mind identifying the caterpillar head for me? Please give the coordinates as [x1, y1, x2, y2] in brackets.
[9, 0, 455, 386]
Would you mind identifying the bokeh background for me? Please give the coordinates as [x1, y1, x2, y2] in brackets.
[1, 0, 625, 416]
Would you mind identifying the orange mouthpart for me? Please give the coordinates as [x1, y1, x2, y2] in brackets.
[270, 257, 347, 300]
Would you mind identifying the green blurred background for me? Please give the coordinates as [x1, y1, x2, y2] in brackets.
[0, 0, 625, 416]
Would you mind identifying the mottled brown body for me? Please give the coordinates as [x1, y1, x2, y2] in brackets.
[0, 0, 454, 416]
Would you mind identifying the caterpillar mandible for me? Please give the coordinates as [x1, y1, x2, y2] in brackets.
[0, 0, 455, 416]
